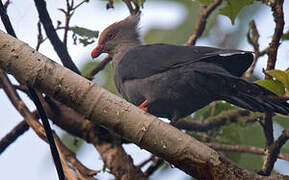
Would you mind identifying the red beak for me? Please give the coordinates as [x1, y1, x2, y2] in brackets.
[91, 45, 104, 58]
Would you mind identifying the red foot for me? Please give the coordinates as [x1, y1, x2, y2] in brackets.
[138, 100, 148, 112]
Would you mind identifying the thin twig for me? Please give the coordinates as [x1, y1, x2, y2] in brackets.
[62, 0, 73, 47]
[187, 0, 222, 45]
[36, 20, 45, 51]
[0, 120, 30, 154]
[206, 142, 289, 161]
[245, 20, 269, 78]
[72, 0, 86, 10]
[258, 0, 285, 176]
[175, 109, 258, 132]
[3, 0, 9, 11]
[122, 0, 139, 15]
[85, 55, 112, 80]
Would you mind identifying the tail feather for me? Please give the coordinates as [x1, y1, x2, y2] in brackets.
[224, 96, 254, 110]
[195, 70, 289, 115]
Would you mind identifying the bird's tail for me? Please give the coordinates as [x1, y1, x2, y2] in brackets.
[195, 71, 289, 115]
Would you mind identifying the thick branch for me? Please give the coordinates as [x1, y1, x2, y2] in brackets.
[1, 30, 288, 179]
[40, 98, 147, 179]
[0, 1, 64, 178]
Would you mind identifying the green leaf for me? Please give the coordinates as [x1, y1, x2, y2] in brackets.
[70, 26, 99, 46]
[214, 123, 265, 170]
[70, 26, 98, 38]
[61, 133, 83, 153]
[266, 70, 289, 89]
[282, 30, 289, 40]
[255, 79, 285, 96]
[219, 0, 254, 25]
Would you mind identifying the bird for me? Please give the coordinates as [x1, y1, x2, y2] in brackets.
[91, 13, 289, 123]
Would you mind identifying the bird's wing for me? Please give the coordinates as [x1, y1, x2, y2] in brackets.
[116, 44, 253, 81]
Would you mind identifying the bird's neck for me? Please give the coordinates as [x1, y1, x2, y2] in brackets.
[111, 41, 141, 71]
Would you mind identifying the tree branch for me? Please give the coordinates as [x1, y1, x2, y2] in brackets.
[259, 0, 285, 175]
[144, 158, 164, 176]
[0, 120, 29, 154]
[85, 55, 112, 80]
[0, 69, 65, 179]
[1, 30, 289, 179]
[265, 0, 284, 75]
[36, 20, 45, 51]
[0, 87, 97, 179]
[40, 97, 147, 179]
[122, 0, 140, 15]
[206, 142, 289, 161]
[245, 20, 269, 78]
[0, 1, 65, 179]
[33, 1, 145, 178]
[176, 109, 258, 132]
[33, 0, 80, 74]
[259, 129, 289, 175]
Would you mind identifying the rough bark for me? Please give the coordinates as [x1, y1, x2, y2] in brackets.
[0, 30, 287, 179]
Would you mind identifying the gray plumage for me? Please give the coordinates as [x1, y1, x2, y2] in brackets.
[91, 13, 289, 121]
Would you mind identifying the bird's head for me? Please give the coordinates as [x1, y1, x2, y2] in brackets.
[91, 12, 141, 58]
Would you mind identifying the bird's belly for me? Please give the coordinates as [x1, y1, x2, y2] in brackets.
[123, 68, 216, 119]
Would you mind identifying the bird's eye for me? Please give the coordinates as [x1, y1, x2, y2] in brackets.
[108, 33, 115, 40]
[107, 29, 119, 41]
[102, 29, 119, 44]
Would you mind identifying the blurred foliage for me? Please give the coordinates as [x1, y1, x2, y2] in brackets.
[198, 0, 254, 25]
[219, 0, 254, 25]
[144, 0, 264, 49]
[255, 69, 289, 96]
[70, 26, 99, 46]
[194, 101, 235, 120]
[144, 0, 206, 45]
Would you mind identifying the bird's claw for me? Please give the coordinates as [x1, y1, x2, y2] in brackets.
[138, 100, 148, 112]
